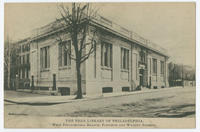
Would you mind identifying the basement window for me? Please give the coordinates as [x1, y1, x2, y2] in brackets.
[102, 87, 113, 93]
[122, 87, 130, 92]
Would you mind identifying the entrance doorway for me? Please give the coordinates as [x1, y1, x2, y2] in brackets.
[139, 69, 144, 87]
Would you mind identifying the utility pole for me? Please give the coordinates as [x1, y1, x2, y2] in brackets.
[7, 36, 11, 90]
[173, 63, 175, 86]
[182, 64, 184, 88]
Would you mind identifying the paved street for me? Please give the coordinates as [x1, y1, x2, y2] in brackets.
[4, 87, 195, 118]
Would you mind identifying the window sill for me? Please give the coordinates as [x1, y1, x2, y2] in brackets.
[101, 66, 112, 71]
[152, 74, 157, 76]
[121, 69, 129, 72]
[41, 68, 50, 72]
[59, 66, 71, 70]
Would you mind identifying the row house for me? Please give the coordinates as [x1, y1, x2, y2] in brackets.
[16, 15, 169, 96]
[13, 38, 31, 89]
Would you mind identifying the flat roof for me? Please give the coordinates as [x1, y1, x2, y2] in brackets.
[22, 14, 169, 57]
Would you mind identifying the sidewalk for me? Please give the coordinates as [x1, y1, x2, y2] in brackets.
[4, 86, 185, 105]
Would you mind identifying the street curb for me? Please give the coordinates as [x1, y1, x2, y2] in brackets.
[4, 99, 72, 105]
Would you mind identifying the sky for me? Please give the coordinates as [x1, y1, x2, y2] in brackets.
[4, 2, 196, 67]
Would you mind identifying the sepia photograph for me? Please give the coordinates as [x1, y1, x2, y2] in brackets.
[3, 2, 196, 128]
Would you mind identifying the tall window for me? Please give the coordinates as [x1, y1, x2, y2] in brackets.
[101, 42, 112, 68]
[140, 50, 146, 63]
[19, 56, 21, 64]
[19, 46, 22, 53]
[121, 47, 129, 70]
[27, 54, 29, 64]
[22, 55, 25, 64]
[22, 68, 25, 78]
[24, 55, 26, 64]
[153, 58, 157, 75]
[59, 40, 71, 67]
[41, 46, 50, 69]
[27, 44, 30, 51]
[26, 68, 29, 78]
[160, 61, 164, 76]
[22, 45, 24, 52]
[18, 69, 21, 79]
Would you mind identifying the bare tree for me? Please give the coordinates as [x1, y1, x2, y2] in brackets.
[168, 62, 196, 87]
[4, 36, 11, 90]
[53, 3, 98, 99]
[4, 36, 19, 90]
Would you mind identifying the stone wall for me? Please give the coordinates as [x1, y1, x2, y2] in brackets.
[29, 25, 168, 96]
[30, 34, 86, 95]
